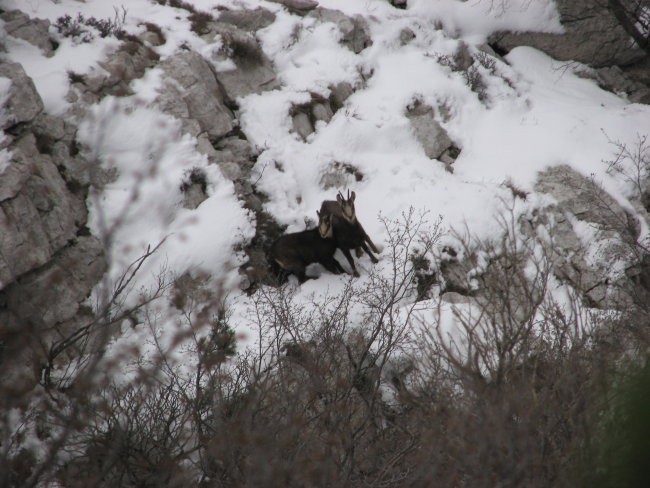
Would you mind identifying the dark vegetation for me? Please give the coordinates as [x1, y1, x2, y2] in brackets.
[54, 7, 128, 43]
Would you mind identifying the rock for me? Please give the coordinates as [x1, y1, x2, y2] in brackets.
[0, 194, 50, 287]
[181, 182, 208, 210]
[329, 81, 355, 109]
[532, 165, 643, 308]
[0, 136, 35, 202]
[312, 102, 334, 123]
[23, 150, 87, 249]
[267, 0, 318, 15]
[535, 165, 634, 236]
[99, 47, 150, 84]
[399, 27, 415, 45]
[32, 114, 66, 144]
[0, 61, 44, 129]
[1, 10, 54, 56]
[217, 7, 276, 31]
[490, 0, 645, 68]
[209, 24, 279, 100]
[0, 134, 85, 287]
[406, 102, 454, 160]
[94, 40, 160, 96]
[158, 50, 235, 141]
[292, 111, 314, 140]
[583, 66, 650, 104]
[308, 8, 372, 54]
[212, 136, 255, 179]
[4, 236, 106, 328]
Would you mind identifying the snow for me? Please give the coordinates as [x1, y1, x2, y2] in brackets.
[3, 0, 650, 365]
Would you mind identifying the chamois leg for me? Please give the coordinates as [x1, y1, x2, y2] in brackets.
[321, 257, 345, 275]
[357, 221, 380, 254]
[360, 241, 379, 263]
[340, 248, 360, 277]
[321, 256, 345, 274]
[362, 230, 380, 254]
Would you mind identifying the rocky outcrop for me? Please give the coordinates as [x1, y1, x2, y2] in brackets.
[0, 10, 55, 57]
[533, 165, 643, 307]
[0, 59, 106, 333]
[491, 0, 645, 68]
[66, 39, 160, 109]
[308, 8, 373, 54]
[217, 7, 276, 32]
[406, 102, 459, 171]
[207, 23, 280, 100]
[268, 0, 318, 16]
[0, 62, 44, 129]
[577, 65, 650, 104]
[290, 82, 356, 140]
[158, 50, 235, 142]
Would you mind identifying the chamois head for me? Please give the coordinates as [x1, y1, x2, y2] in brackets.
[336, 190, 356, 223]
[317, 210, 334, 239]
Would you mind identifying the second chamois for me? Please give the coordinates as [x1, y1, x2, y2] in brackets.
[320, 190, 380, 277]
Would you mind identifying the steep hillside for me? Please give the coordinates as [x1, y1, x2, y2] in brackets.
[1, 0, 649, 486]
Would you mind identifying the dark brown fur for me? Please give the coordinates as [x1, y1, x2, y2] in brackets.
[320, 190, 379, 277]
[270, 212, 345, 283]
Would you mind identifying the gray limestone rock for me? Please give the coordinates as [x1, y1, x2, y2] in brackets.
[292, 111, 314, 140]
[4, 236, 106, 328]
[308, 8, 372, 54]
[158, 50, 235, 141]
[267, 0, 318, 15]
[491, 0, 645, 68]
[0, 61, 44, 129]
[209, 23, 279, 100]
[533, 165, 642, 307]
[0, 135, 86, 287]
[406, 103, 454, 160]
[1, 10, 54, 56]
[217, 7, 276, 31]
[329, 81, 355, 109]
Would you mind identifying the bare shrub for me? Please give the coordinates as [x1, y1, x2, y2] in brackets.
[54, 7, 128, 43]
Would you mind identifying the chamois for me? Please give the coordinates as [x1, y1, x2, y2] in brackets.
[320, 190, 379, 277]
[270, 211, 345, 283]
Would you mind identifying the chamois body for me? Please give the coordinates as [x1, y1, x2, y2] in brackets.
[320, 191, 379, 277]
[270, 213, 344, 283]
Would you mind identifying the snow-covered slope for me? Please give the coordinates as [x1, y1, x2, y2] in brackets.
[3, 0, 649, 355]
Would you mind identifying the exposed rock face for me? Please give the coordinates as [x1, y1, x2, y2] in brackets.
[308, 8, 373, 54]
[0, 62, 44, 129]
[290, 84, 357, 140]
[217, 7, 276, 32]
[208, 23, 280, 100]
[66, 40, 160, 110]
[158, 50, 235, 141]
[406, 102, 458, 170]
[3, 237, 106, 328]
[577, 65, 650, 104]
[0, 10, 54, 56]
[491, 0, 645, 68]
[533, 165, 642, 307]
[0, 58, 106, 334]
[268, 0, 318, 15]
